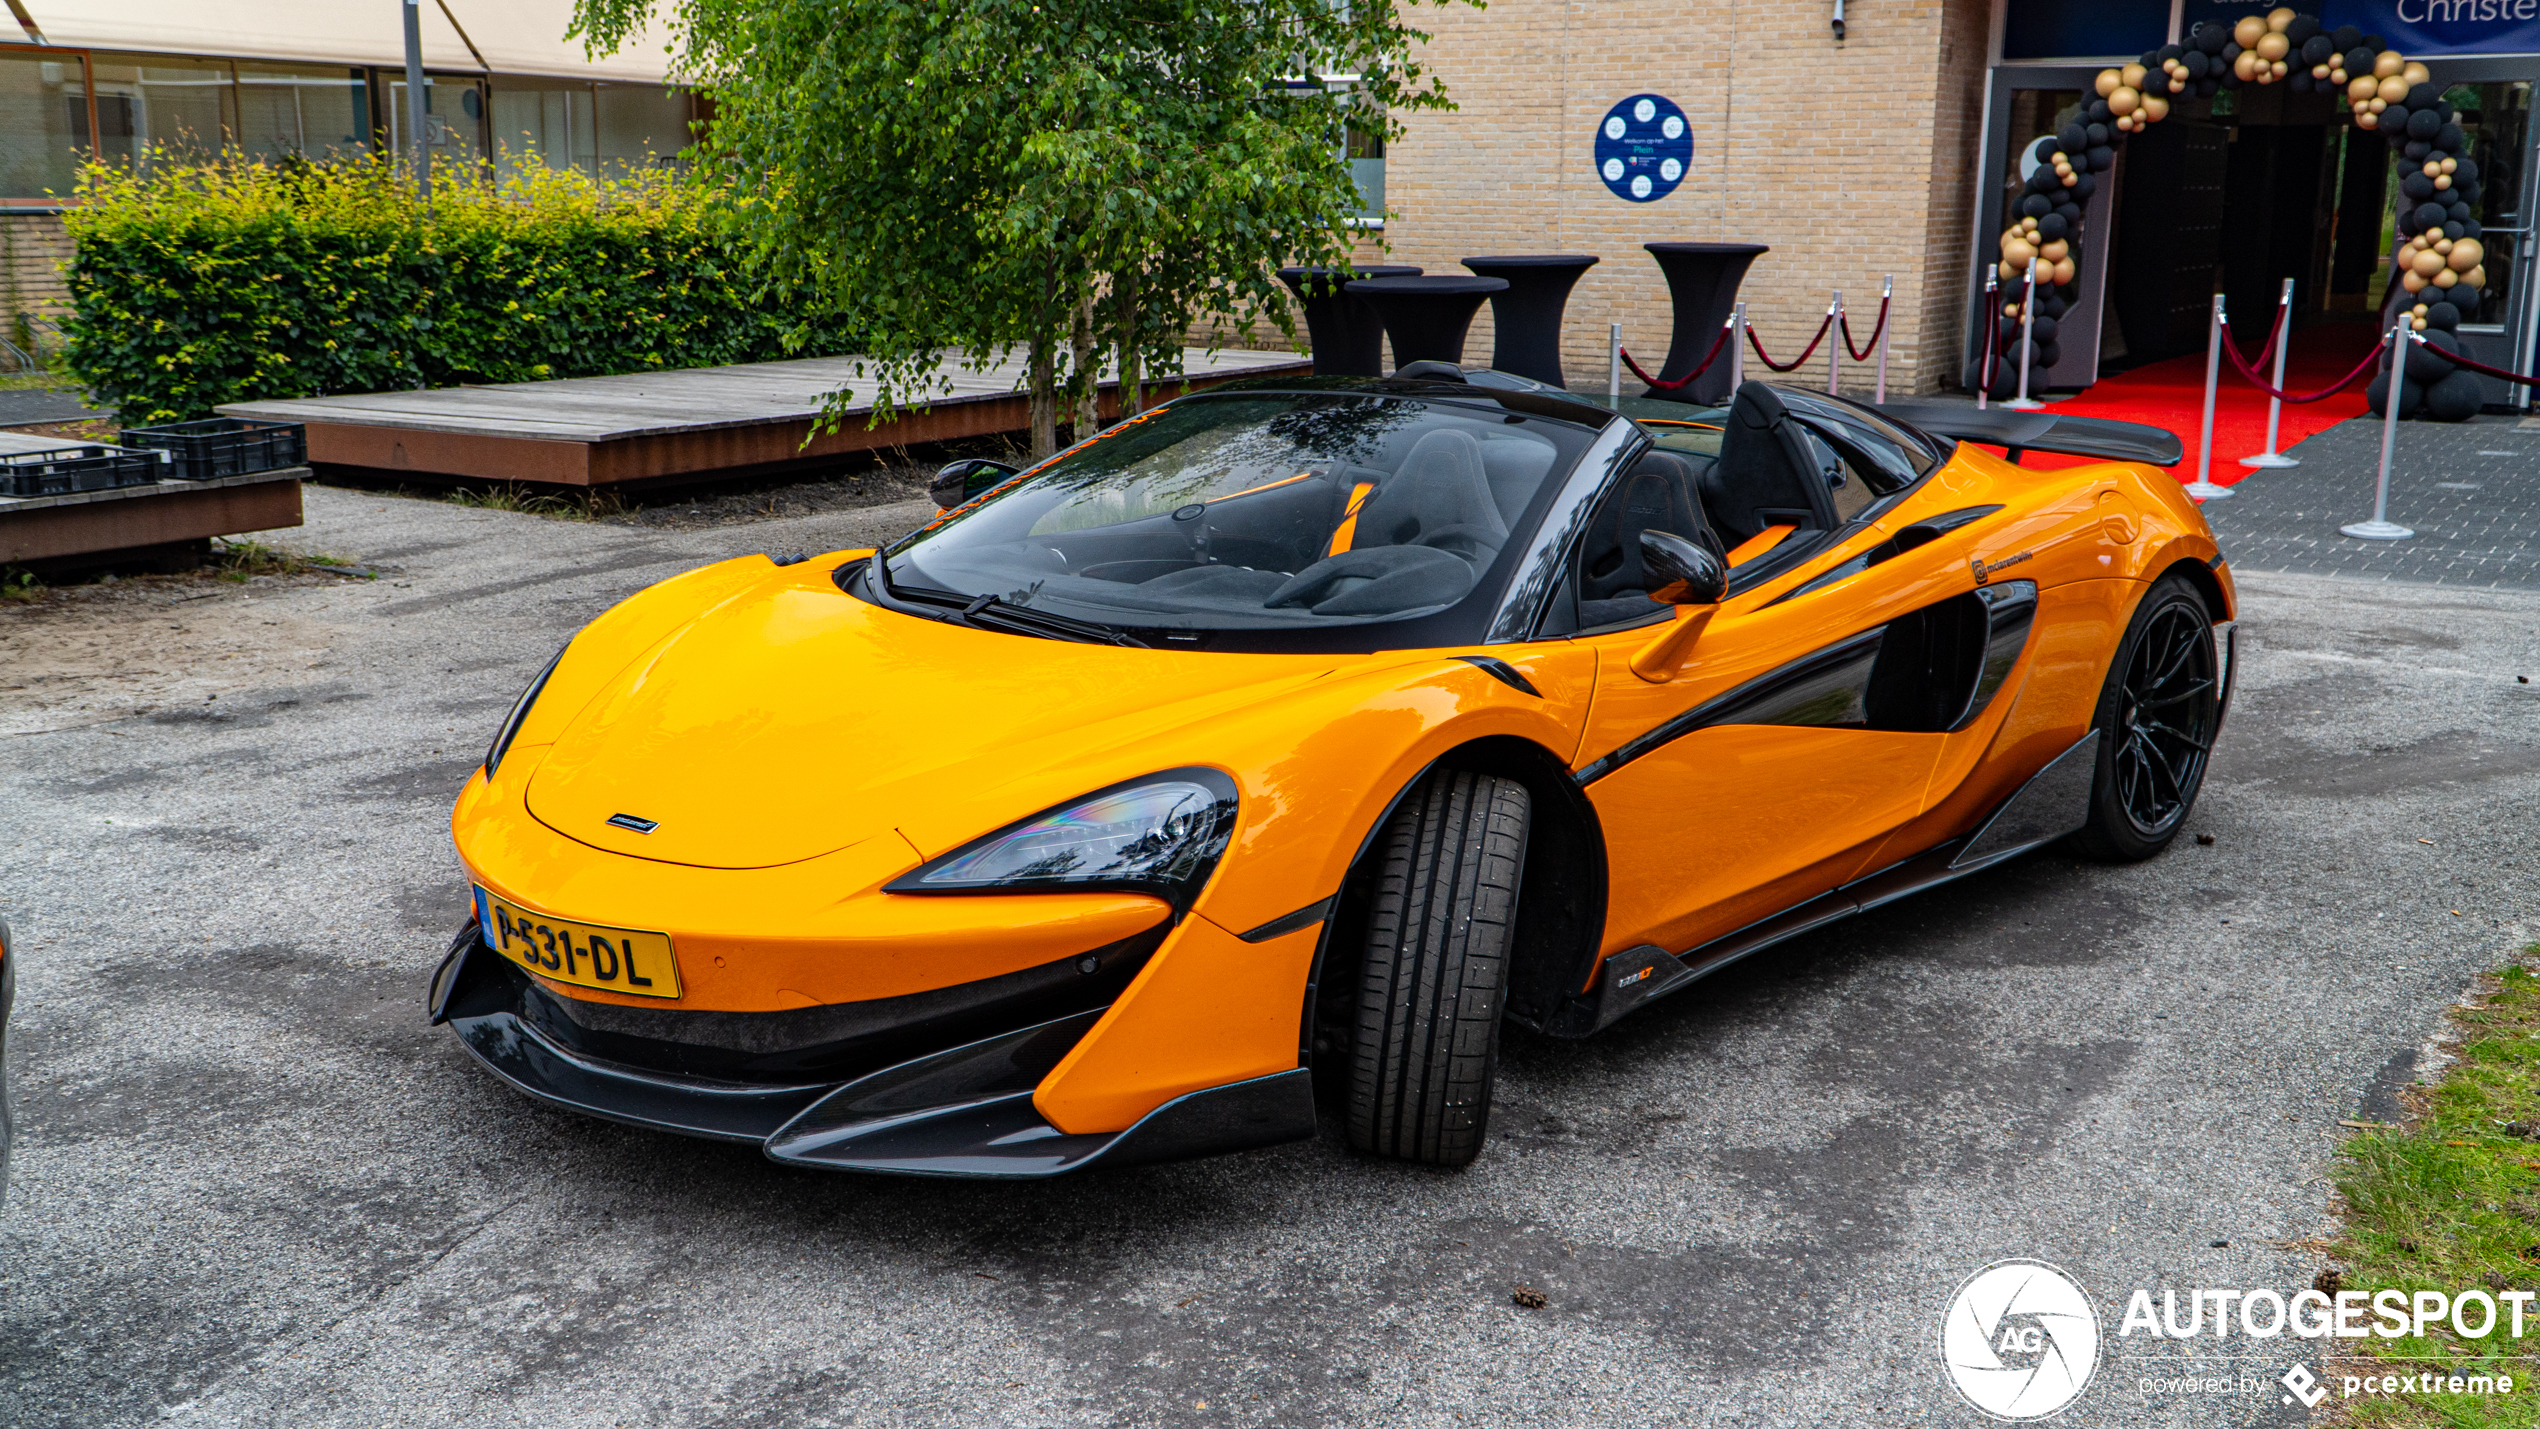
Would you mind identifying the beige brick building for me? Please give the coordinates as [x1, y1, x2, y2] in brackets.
[1375, 0, 1993, 400]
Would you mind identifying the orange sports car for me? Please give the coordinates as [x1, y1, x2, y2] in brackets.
[431, 374, 2232, 1176]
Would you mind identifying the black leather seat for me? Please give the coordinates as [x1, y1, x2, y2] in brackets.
[1352, 428, 1509, 565]
[1578, 450, 1721, 628]
[1698, 383, 1841, 544]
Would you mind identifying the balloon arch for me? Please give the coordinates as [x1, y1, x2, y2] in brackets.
[1970, 7, 2491, 422]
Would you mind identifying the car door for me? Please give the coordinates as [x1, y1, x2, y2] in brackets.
[1569, 400, 2021, 968]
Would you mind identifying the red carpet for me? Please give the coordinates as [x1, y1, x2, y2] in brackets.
[2013, 321, 2382, 483]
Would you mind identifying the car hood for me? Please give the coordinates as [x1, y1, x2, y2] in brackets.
[526, 580, 1331, 869]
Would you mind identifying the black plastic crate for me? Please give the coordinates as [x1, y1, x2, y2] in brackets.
[119, 417, 307, 481]
[0, 443, 170, 499]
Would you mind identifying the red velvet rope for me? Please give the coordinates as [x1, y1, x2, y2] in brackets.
[1619, 319, 1734, 392]
[2431, 340, 2540, 387]
[2221, 329, 2388, 404]
[1839, 296, 1890, 362]
[1746, 310, 1836, 372]
[2218, 302, 2289, 376]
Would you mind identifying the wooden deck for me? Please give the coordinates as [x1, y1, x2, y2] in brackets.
[0, 466, 303, 570]
[218, 348, 1314, 488]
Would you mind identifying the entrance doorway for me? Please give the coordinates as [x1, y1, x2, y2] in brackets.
[1969, 64, 2540, 409]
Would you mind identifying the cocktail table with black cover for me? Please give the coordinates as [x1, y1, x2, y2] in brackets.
[1460, 254, 1599, 388]
[1275, 265, 1422, 377]
[1344, 275, 1509, 372]
[1641, 242, 1769, 405]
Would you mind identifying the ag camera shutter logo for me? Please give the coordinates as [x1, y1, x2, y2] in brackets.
[1940, 1260, 2101, 1419]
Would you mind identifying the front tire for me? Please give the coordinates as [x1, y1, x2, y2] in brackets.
[1345, 770, 1530, 1167]
[2065, 573, 2221, 862]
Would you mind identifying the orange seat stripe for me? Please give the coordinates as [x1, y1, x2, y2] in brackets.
[1724, 524, 1796, 568]
[1327, 481, 1375, 555]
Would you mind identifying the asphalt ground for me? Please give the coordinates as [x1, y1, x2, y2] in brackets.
[1, 456, 2537, 1427]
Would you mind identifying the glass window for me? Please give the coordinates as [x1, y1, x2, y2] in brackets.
[594, 84, 690, 172]
[490, 81, 595, 179]
[1347, 125, 1383, 220]
[2447, 81, 2530, 328]
[876, 393, 1596, 637]
[0, 52, 89, 199]
[88, 55, 234, 167]
[385, 76, 485, 177]
[235, 65, 369, 162]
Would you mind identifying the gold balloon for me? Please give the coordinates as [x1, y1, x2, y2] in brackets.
[2432, 268, 2458, 287]
[2402, 61, 2430, 85]
[2051, 257, 2076, 286]
[2040, 240, 2071, 262]
[2256, 32, 2290, 61]
[2349, 75, 2379, 101]
[2436, 174, 2451, 190]
[2468, 264, 2487, 287]
[2412, 248, 2447, 277]
[2271, 60, 2289, 79]
[2235, 16, 2268, 46]
[2451, 238, 2485, 271]
[2374, 50, 2404, 78]
[2436, 237, 2456, 256]
[2143, 95, 2170, 121]
[2122, 63, 2147, 88]
[1999, 260, 2020, 282]
[2236, 51, 2261, 81]
[2109, 86, 2141, 115]
[2357, 110, 2379, 129]
[2413, 316, 2428, 330]
[2401, 270, 2428, 292]
[2095, 68, 2123, 97]
[2441, 157, 2457, 174]
[2267, 6, 2297, 30]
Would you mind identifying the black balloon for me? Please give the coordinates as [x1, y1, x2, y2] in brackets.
[2022, 194, 2052, 217]
[2223, 40, 2242, 60]
[2158, 42, 2184, 62]
[2184, 50, 2211, 78]
[2361, 32, 2384, 49]
[2451, 282, 2481, 310]
[2197, 21, 2230, 52]
[2436, 123, 2465, 150]
[2457, 181, 2481, 207]
[2407, 108, 2442, 140]
[2443, 219, 2467, 240]
[2402, 139, 2431, 161]
[2404, 328, 2459, 382]
[2290, 72, 2315, 93]
[2041, 292, 2071, 319]
[2462, 217, 2483, 238]
[2407, 82, 2440, 109]
[2072, 174, 2097, 201]
[2036, 341, 2062, 368]
[2417, 201, 2450, 229]
[2087, 100, 2112, 124]
[2448, 199, 2474, 223]
[2333, 24, 2363, 49]
[2037, 212, 2069, 240]
[2055, 201, 2084, 227]
[2288, 15, 2322, 44]
[2344, 46, 2376, 75]
[2364, 371, 2423, 417]
[2086, 122, 2109, 146]
[2425, 369, 2483, 422]
[2425, 301, 2462, 330]
[2459, 157, 2480, 180]
[2059, 122, 2088, 153]
[2087, 144, 2115, 170]
[2402, 171, 2436, 200]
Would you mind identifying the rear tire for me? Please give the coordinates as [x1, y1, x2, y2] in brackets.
[2065, 573, 2221, 863]
[1345, 770, 1530, 1167]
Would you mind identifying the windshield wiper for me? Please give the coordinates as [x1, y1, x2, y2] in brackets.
[876, 566, 1147, 648]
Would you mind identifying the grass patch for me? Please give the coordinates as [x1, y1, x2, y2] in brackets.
[444, 484, 627, 521]
[212, 539, 367, 582]
[1, 565, 40, 601]
[2326, 950, 2540, 1426]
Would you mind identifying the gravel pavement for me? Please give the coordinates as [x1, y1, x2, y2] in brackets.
[2, 478, 2535, 1427]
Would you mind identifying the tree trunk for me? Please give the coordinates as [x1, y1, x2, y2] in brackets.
[1069, 288, 1101, 440]
[1115, 265, 1143, 418]
[1028, 268, 1058, 460]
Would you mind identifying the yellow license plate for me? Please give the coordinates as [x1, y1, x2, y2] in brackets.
[476, 888, 682, 999]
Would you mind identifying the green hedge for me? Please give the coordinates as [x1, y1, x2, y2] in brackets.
[62, 154, 855, 424]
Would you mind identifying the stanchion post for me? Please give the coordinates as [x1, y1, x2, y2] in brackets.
[2005, 267, 2043, 410]
[1977, 274, 1996, 411]
[2241, 277, 2299, 470]
[1827, 291, 1843, 397]
[1729, 301, 1746, 394]
[1875, 274, 1892, 404]
[2341, 311, 2415, 540]
[1608, 321, 1621, 409]
[2182, 293, 2235, 501]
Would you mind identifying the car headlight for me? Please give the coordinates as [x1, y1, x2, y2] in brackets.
[886, 769, 1240, 911]
[483, 643, 569, 777]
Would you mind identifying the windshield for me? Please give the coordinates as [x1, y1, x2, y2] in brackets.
[873, 392, 1597, 644]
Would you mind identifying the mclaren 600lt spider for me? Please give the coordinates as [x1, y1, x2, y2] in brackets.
[431, 373, 2233, 1176]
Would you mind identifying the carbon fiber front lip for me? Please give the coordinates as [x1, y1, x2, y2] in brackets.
[431, 929, 1317, 1175]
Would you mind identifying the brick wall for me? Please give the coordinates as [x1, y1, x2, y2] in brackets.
[1382, 0, 1993, 397]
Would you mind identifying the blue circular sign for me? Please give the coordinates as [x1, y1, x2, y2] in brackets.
[1594, 93, 1691, 203]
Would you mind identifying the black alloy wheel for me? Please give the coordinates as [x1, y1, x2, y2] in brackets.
[2068, 573, 2220, 862]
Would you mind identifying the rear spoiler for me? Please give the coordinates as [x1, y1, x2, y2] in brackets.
[1873, 400, 2184, 468]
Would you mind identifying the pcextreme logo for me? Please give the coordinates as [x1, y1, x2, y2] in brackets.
[1940, 1260, 2101, 1420]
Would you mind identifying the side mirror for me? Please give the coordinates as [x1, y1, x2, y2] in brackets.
[1639, 530, 1726, 606]
[930, 457, 1021, 510]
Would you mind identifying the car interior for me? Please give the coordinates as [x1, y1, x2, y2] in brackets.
[1567, 383, 1928, 633]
